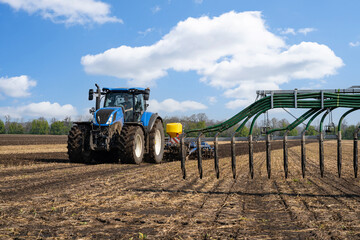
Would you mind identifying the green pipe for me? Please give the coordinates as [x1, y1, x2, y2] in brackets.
[235, 116, 251, 133]
[337, 108, 359, 132]
[305, 109, 327, 131]
[185, 92, 360, 135]
[249, 109, 268, 135]
[267, 109, 317, 134]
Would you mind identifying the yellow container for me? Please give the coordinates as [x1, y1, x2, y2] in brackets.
[166, 123, 182, 138]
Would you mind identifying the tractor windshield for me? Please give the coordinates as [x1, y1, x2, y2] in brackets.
[104, 92, 133, 110]
[104, 92, 145, 122]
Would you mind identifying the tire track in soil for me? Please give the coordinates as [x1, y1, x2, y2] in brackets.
[155, 152, 249, 238]
[63, 160, 222, 236]
[161, 179, 226, 238]
[285, 147, 357, 238]
[235, 150, 283, 239]
[230, 142, 267, 239]
[0, 164, 83, 178]
[248, 145, 318, 239]
[269, 152, 310, 239]
[106, 160, 226, 239]
[0, 163, 157, 201]
[272, 149, 324, 239]
[208, 144, 301, 239]
[288, 146, 360, 236]
[161, 161, 225, 239]
[288, 147, 360, 208]
[213, 150, 266, 239]
[243, 150, 298, 239]
[200, 143, 265, 239]
[90, 161, 211, 208]
[0, 161, 148, 188]
[231, 162, 252, 239]
[0, 164, 89, 185]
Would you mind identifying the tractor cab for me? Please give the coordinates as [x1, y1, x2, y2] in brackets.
[89, 85, 150, 124]
[102, 88, 149, 122]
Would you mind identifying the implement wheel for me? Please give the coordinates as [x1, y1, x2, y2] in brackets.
[119, 125, 145, 164]
[147, 119, 165, 163]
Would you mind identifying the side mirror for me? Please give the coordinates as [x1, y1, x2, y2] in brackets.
[89, 107, 96, 114]
[144, 88, 150, 101]
[89, 89, 94, 100]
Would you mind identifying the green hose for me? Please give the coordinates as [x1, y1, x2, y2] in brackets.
[185, 91, 360, 134]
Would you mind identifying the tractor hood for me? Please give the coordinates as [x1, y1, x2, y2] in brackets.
[93, 107, 124, 126]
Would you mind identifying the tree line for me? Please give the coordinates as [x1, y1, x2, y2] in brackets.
[0, 113, 358, 139]
[0, 116, 72, 135]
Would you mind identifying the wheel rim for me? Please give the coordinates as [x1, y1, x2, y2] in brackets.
[135, 134, 143, 158]
[154, 129, 161, 155]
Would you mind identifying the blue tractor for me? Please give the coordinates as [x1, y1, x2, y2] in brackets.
[67, 84, 165, 164]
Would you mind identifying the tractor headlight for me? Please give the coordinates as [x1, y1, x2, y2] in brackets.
[106, 114, 113, 125]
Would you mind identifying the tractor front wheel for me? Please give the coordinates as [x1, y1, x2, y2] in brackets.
[119, 125, 145, 164]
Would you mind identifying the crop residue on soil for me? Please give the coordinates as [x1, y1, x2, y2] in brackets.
[0, 135, 360, 239]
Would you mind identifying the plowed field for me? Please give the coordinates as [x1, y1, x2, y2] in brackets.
[0, 135, 359, 239]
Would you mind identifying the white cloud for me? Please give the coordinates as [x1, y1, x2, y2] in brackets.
[194, 0, 203, 4]
[138, 28, 154, 36]
[148, 99, 207, 113]
[349, 41, 360, 47]
[0, 75, 36, 97]
[81, 11, 343, 109]
[0, 102, 77, 119]
[151, 5, 161, 14]
[0, 0, 122, 25]
[280, 28, 296, 35]
[208, 96, 217, 104]
[298, 28, 316, 35]
[280, 27, 316, 35]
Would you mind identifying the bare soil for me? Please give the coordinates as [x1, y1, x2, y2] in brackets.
[0, 135, 359, 239]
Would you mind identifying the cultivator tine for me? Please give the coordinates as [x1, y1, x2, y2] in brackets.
[180, 134, 186, 179]
[266, 134, 272, 178]
[354, 130, 359, 178]
[197, 133, 203, 179]
[231, 133, 236, 179]
[283, 132, 288, 179]
[214, 132, 220, 179]
[301, 132, 306, 178]
[249, 135, 254, 179]
[337, 132, 342, 178]
[319, 132, 324, 177]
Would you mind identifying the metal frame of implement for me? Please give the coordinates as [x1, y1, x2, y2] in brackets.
[180, 86, 360, 179]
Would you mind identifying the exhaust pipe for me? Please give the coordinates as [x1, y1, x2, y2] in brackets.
[95, 84, 101, 110]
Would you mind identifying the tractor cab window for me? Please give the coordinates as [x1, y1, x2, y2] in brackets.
[134, 94, 145, 112]
[104, 92, 133, 111]
[104, 92, 145, 122]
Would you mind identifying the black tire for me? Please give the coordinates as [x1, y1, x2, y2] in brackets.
[119, 125, 144, 164]
[67, 126, 83, 163]
[147, 119, 165, 163]
[67, 125, 92, 163]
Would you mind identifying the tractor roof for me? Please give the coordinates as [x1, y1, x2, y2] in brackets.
[103, 87, 149, 93]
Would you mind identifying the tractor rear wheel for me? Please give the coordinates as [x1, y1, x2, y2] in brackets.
[67, 126, 92, 163]
[147, 119, 165, 163]
[119, 125, 144, 164]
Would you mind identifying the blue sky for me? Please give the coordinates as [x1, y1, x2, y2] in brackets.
[1, 0, 360, 124]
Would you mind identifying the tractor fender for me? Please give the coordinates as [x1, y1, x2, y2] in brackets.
[124, 122, 146, 135]
[147, 113, 163, 133]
